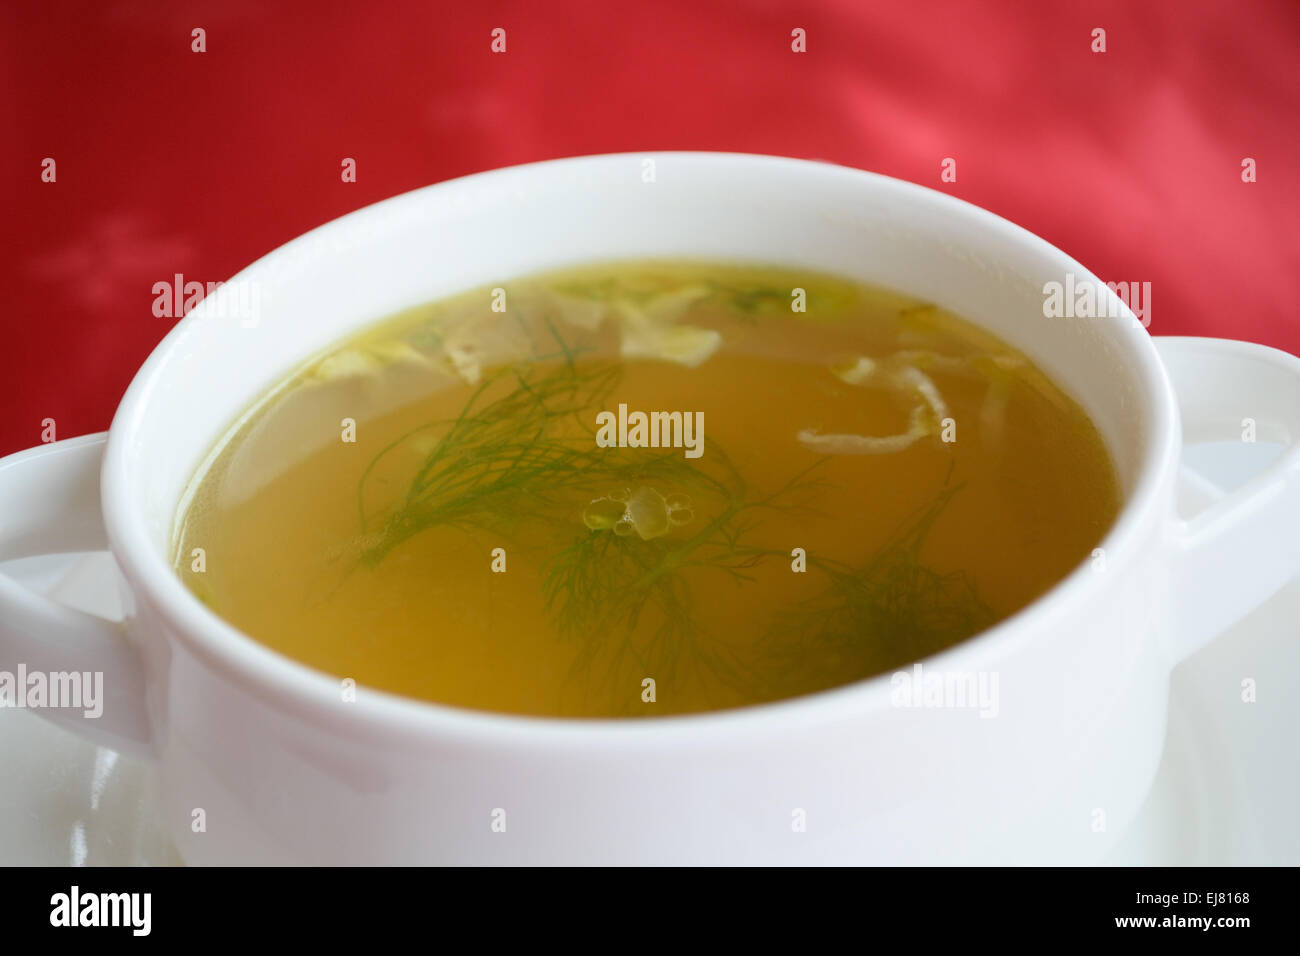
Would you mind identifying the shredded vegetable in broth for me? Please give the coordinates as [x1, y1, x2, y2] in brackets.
[173, 262, 1120, 717]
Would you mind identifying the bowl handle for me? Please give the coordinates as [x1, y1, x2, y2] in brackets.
[0, 433, 152, 755]
[1156, 337, 1300, 663]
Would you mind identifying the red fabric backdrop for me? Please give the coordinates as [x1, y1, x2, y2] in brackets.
[3, 0, 1297, 457]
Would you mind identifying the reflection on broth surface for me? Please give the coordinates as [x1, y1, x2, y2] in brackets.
[174, 262, 1120, 717]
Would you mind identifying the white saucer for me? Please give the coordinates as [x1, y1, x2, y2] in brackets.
[1, 442, 1295, 866]
[0, 550, 179, 866]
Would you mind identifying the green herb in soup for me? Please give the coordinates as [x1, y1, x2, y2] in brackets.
[173, 261, 1120, 717]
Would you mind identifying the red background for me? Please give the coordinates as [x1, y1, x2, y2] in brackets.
[3, 0, 1297, 458]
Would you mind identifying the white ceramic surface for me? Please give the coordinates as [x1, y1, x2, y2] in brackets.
[1, 154, 1298, 864]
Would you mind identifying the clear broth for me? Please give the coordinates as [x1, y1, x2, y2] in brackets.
[174, 262, 1121, 717]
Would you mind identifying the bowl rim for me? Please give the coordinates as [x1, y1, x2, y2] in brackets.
[101, 151, 1180, 748]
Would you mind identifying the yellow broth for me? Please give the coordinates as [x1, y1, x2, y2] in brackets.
[173, 262, 1120, 717]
